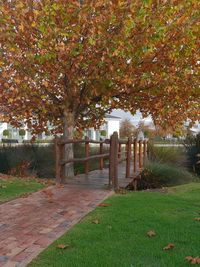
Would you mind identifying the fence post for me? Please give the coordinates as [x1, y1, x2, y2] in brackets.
[118, 143, 122, 160]
[113, 132, 119, 190]
[109, 132, 119, 190]
[99, 138, 104, 170]
[133, 138, 138, 173]
[126, 137, 131, 178]
[109, 134, 114, 187]
[143, 140, 147, 166]
[139, 140, 143, 169]
[85, 136, 89, 175]
[55, 137, 64, 184]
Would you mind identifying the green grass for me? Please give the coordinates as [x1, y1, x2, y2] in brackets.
[29, 183, 200, 267]
[0, 177, 44, 203]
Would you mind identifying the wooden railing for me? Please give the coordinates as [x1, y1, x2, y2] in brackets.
[55, 132, 148, 190]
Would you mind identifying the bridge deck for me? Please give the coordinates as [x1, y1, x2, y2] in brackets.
[65, 162, 140, 189]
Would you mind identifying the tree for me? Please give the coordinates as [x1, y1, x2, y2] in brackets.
[120, 119, 136, 139]
[19, 128, 26, 140]
[0, 1, 199, 179]
[3, 129, 10, 139]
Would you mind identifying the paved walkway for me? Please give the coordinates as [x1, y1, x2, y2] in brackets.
[0, 184, 113, 267]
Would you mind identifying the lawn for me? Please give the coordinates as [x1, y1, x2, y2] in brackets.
[29, 183, 200, 267]
[0, 177, 44, 203]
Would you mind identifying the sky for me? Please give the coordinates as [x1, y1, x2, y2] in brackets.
[111, 109, 153, 127]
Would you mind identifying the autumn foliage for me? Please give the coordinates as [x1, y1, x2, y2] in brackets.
[0, 0, 199, 138]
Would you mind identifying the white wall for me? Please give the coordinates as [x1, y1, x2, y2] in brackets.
[107, 120, 120, 138]
[0, 122, 8, 139]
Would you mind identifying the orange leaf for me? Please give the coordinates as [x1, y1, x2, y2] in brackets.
[57, 244, 69, 249]
[163, 243, 175, 251]
[92, 219, 100, 224]
[194, 218, 200, 221]
[186, 256, 200, 264]
[98, 203, 111, 207]
[147, 230, 156, 237]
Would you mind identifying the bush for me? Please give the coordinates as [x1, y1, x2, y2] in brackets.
[183, 134, 200, 175]
[100, 130, 107, 137]
[0, 143, 109, 178]
[148, 144, 187, 167]
[19, 129, 26, 138]
[3, 129, 10, 138]
[140, 162, 194, 189]
[0, 144, 55, 178]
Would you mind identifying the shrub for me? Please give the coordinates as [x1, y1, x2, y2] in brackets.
[0, 144, 55, 178]
[100, 130, 107, 137]
[19, 129, 26, 138]
[3, 129, 10, 138]
[139, 162, 194, 189]
[148, 144, 186, 167]
[0, 143, 109, 178]
[183, 134, 200, 175]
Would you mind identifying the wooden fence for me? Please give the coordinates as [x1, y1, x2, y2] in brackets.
[55, 132, 148, 190]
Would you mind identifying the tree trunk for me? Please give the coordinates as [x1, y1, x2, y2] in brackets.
[63, 111, 74, 181]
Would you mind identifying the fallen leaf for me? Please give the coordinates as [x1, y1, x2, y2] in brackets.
[186, 256, 194, 262]
[92, 219, 100, 224]
[194, 218, 200, 221]
[21, 193, 30, 198]
[163, 243, 175, 251]
[98, 203, 111, 207]
[57, 184, 65, 188]
[147, 230, 156, 237]
[186, 256, 200, 264]
[57, 244, 70, 249]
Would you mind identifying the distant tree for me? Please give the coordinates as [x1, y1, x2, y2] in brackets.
[3, 129, 10, 138]
[19, 129, 26, 139]
[100, 130, 107, 137]
[120, 119, 136, 139]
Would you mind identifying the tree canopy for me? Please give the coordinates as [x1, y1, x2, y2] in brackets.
[0, 0, 199, 137]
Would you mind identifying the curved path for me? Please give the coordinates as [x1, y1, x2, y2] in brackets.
[0, 184, 113, 267]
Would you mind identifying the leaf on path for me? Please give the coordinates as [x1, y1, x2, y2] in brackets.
[92, 219, 100, 224]
[147, 230, 156, 237]
[57, 184, 65, 188]
[21, 193, 30, 198]
[163, 243, 175, 251]
[98, 203, 111, 207]
[185, 256, 200, 264]
[57, 244, 70, 250]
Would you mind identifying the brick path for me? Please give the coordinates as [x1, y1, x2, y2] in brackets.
[0, 185, 113, 267]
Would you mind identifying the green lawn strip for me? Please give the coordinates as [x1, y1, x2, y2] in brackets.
[0, 177, 44, 203]
[29, 183, 200, 267]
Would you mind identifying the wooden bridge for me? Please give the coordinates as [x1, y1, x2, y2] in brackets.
[55, 132, 148, 191]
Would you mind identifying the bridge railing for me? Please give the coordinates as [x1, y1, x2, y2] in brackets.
[55, 132, 148, 190]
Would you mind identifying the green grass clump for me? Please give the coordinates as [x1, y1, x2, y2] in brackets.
[29, 183, 200, 267]
[141, 162, 194, 188]
[149, 145, 186, 167]
[0, 178, 44, 203]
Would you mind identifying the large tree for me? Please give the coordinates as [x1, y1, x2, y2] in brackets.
[0, 0, 199, 178]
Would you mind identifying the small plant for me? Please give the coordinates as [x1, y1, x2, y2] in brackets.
[19, 129, 26, 139]
[100, 130, 107, 137]
[140, 162, 194, 189]
[183, 133, 200, 175]
[148, 144, 186, 167]
[3, 129, 10, 138]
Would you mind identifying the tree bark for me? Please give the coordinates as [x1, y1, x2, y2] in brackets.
[63, 111, 75, 181]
